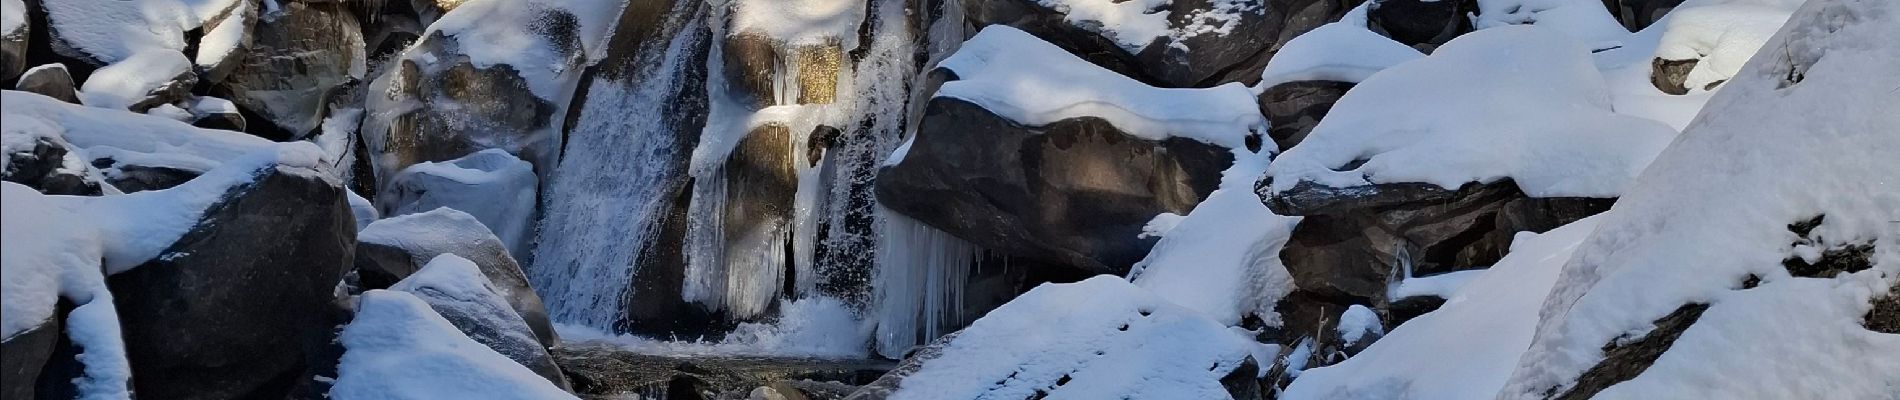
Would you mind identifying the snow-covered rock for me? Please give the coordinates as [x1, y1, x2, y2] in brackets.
[105, 144, 354, 399]
[2, 90, 275, 192]
[76, 50, 197, 112]
[37, 0, 250, 68]
[379, 149, 538, 261]
[1472, 0, 1633, 45]
[1648, 0, 1805, 94]
[356, 207, 557, 348]
[391, 254, 569, 389]
[210, 0, 365, 139]
[966, 0, 1281, 86]
[1264, 25, 1676, 199]
[1252, 19, 1421, 149]
[872, 276, 1266, 399]
[360, 0, 624, 188]
[331, 290, 578, 400]
[878, 25, 1252, 274]
[1501, 0, 1900, 397]
[1282, 216, 1601, 400]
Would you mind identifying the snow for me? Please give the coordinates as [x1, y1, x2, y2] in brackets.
[1027, 0, 1260, 52]
[381, 149, 538, 260]
[1499, 0, 1900, 397]
[729, 0, 865, 48]
[3, 91, 274, 176]
[559, 296, 874, 359]
[1283, 216, 1601, 400]
[194, 0, 251, 68]
[1263, 25, 1678, 198]
[38, 0, 244, 64]
[1128, 151, 1301, 326]
[934, 26, 1266, 150]
[1253, 23, 1423, 91]
[1652, 0, 1804, 92]
[1391, 269, 1485, 300]
[77, 50, 192, 111]
[331, 290, 576, 400]
[1334, 304, 1382, 346]
[891, 276, 1262, 399]
[85, 143, 327, 273]
[1136, 212, 1185, 239]
[1, 183, 135, 400]
[1472, 0, 1632, 46]
[2, 0, 23, 34]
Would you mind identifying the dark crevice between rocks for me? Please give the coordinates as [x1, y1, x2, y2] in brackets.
[1548, 303, 1709, 400]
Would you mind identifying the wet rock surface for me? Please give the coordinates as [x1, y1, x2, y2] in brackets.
[556, 345, 893, 400]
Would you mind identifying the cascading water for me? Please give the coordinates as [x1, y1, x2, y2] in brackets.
[529, 0, 709, 330]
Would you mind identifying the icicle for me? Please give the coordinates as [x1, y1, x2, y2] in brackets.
[682, 165, 730, 312]
[872, 205, 980, 358]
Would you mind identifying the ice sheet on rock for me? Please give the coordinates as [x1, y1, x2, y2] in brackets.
[382, 149, 537, 260]
[1264, 26, 1677, 198]
[1472, 0, 1632, 45]
[38, 0, 244, 64]
[729, 0, 865, 47]
[891, 276, 1260, 399]
[77, 50, 192, 111]
[3, 91, 274, 176]
[1499, 1, 1900, 397]
[1129, 151, 1300, 326]
[1253, 23, 1423, 91]
[1652, 0, 1805, 93]
[1390, 269, 1484, 300]
[558, 296, 873, 359]
[1284, 217, 1600, 400]
[934, 26, 1266, 150]
[331, 291, 576, 400]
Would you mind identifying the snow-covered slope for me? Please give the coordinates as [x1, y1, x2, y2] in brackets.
[1130, 153, 1301, 326]
[1502, 0, 1900, 397]
[331, 290, 577, 400]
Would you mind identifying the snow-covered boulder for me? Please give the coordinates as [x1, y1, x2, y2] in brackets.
[390, 254, 569, 390]
[1128, 155, 1300, 327]
[1281, 216, 1601, 400]
[210, 0, 365, 139]
[379, 149, 537, 261]
[106, 144, 355, 399]
[1, 90, 275, 192]
[1647, 0, 1804, 94]
[966, 0, 1291, 87]
[185, 95, 246, 132]
[1501, 0, 1900, 397]
[36, 0, 253, 76]
[14, 63, 82, 104]
[331, 290, 578, 400]
[878, 26, 1259, 274]
[721, 0, 860, 107]
[356, 208, 558, 348]
[1366, 0, 1472, 48]
[361, 0, 624, 188]
[857, 276, 1268, 399]
[76, 50, 198, 112]
[1252, 20, 1422, 149]
[1, 0, 25, 82]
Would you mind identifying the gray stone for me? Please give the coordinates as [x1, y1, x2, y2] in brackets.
[14, 63, 80, 104]
[391, 254, 570, 390]
[211, 1, 365, 139]
[355, 208, 559, 349]
[2, 134, 104, 196]
[1256, 80, 1353, 150]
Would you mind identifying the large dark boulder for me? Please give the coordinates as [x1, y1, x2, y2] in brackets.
[211, 0, 365, 140]
[3, 13, 28, 83]
[876, 97, 1232, 275]
[354, 208, 558, 348]
[966, 0, 1277, 87]
[1366, 0, 1474, 49]
[390, 254, 570, 390]
[0, 314, 60, 399]
[107, 161, 355, 400]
